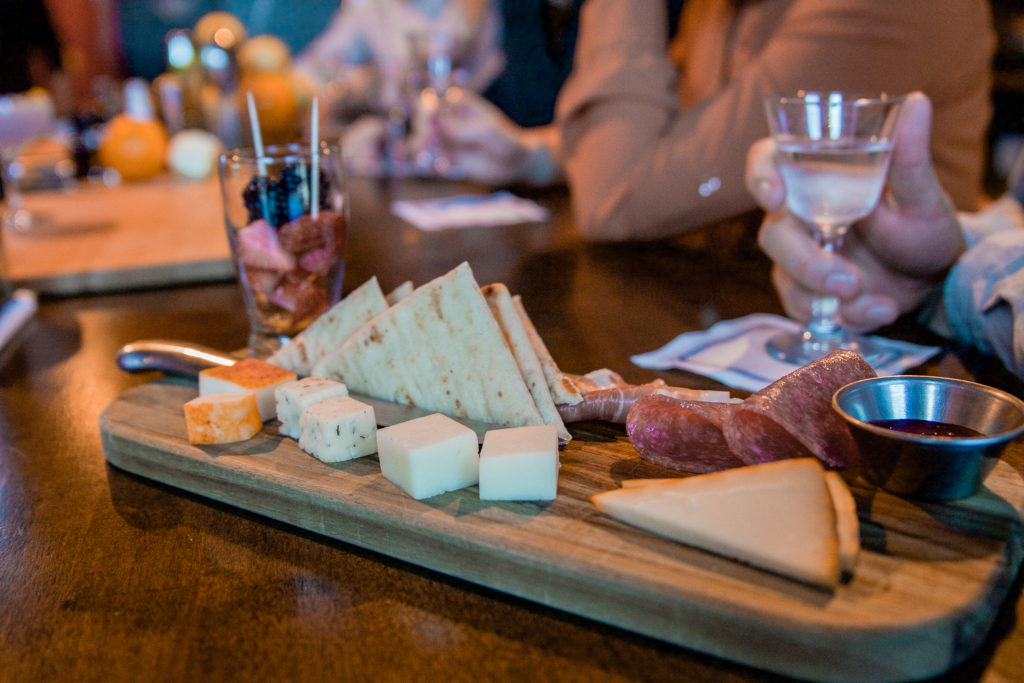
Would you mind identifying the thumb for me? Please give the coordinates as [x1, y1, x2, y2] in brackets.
[885, 92, 947, 217]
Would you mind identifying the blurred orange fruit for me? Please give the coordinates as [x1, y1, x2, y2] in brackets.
[97, 114, 168, 181]
[239, 72, 298, 143]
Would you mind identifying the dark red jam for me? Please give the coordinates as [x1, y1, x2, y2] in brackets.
[869, 418, 983, 438]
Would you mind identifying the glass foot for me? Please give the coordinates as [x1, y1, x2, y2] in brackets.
[765, 330, 884, 366]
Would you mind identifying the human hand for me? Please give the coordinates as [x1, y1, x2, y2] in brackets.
[426, 86, 561, 186]
[746, 92, 965, 331]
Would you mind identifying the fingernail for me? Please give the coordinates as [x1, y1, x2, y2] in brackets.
[865, 304, 897, 325]
[824, 273, 857, 296]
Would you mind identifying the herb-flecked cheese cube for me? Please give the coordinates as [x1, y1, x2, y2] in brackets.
[275, 377, 349, 438]
[298, 396, 377, 463]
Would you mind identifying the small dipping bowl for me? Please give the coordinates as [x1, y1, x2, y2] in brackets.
[833, 376, 1024, 501]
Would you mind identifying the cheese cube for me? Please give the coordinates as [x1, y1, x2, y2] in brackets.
[199, 358, 296, 422]
[376, 413, 479, 500]
[298, 396, 377, 463]
[183, 392, 262, 444]
[478, 425, 559, 501]
[275, 377, 349, 438]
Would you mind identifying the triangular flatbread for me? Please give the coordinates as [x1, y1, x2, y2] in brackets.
[268, 276, 389, 375]
[386, 280, 414, 305]
[511, 294, 583, 406]
[483, 283, 571, 442]
[312, 262, 545, 428]
[592, 459, 841, 588]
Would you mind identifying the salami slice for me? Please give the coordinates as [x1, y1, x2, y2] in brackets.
[723, 350, 875, 469]
[627, 394, 745, 473]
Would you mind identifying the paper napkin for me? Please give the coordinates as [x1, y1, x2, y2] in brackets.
[631, 313, 941, 393]
[392, 191, 549, 231]
[0, 289, 37, 355]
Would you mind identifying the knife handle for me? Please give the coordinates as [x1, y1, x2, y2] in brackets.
[116, 340, 239, 378]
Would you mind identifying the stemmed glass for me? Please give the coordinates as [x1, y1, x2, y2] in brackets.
[763, 92, 903, 365]
[0, 90, 55, 232]
[410, 20, 455, 175]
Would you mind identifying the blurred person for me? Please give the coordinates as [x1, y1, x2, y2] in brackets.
[747, 91, 1024, 380]
[429, 0, 993, 241]
[295, 0, 504, 125]
[556, 0, 994, 241]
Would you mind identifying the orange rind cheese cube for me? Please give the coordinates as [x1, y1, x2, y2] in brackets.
[199, 358, 296, 421]
[184, 392, 262, 444]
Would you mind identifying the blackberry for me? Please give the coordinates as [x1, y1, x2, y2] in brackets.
[273, 165, 307, 225]
[240, 162, 328, 227]
[242, 177, 270, 223]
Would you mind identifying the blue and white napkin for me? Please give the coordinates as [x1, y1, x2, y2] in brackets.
[392, 191, 549, 231]
[631, 313, 941, 393]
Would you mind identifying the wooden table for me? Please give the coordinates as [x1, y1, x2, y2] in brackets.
[2, 175, 1023, 682]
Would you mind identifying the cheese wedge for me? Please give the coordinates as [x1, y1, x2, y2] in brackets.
[184, 392, 262, 444]
[621, 469, 861, 578]
[199, 358, 297, 421]
[824, 471, 860, 575]
[268, 276, 389, 375]
[483, 283, 571, 442]
[593, 459, 841, 589]
[312, 262, 545, 429]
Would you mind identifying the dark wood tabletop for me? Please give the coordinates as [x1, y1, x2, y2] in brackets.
[2, 175, 1023, 682]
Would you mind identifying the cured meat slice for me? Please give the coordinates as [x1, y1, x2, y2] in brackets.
[626, 394, 745, 473]
[723, 350, 875, 469]
[558, 381, 733, 424]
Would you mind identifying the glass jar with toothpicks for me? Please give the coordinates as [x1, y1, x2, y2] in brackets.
[218, 94, 348, 357]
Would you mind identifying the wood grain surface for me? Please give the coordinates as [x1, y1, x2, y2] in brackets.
[4, 175, 233, 294]
[100, 379, 1024, 683]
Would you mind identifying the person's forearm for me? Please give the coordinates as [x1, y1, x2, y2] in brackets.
[925, 196, 1024, 378]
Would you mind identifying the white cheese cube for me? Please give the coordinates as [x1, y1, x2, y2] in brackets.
[478, 425, 559, 501]
[297, 396, 377, 463]
[376, 413, 479, 500]
[199, 358, 296, 422]
[275, 377, 349, 438]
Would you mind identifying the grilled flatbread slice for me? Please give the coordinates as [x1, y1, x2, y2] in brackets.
[385, 280, 414, 305]
[483, 283, 571, 442]
[268, 276, 389, 375]
[511, 294, 583, 405]
[312, 262, 545, 429]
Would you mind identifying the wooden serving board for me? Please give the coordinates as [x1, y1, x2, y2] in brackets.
[5, 176, 233, 295]
[99, 380, 1024, 682]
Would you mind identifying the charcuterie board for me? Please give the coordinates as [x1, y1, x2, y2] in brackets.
[99, 379, 1024, 682]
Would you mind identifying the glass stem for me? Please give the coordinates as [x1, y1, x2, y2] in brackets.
[804, 225, 848, 341]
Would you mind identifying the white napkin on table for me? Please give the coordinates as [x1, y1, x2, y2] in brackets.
[631, 313, 941, 393]
[0, 289, 37, 355]
[392, 191, 549, 231]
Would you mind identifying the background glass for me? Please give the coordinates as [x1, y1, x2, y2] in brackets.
[219, 142, 347, 357]
[764, 92, 903, 365]
[0, 91, 55, 233]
